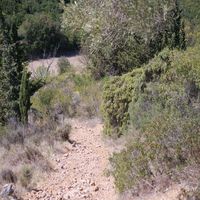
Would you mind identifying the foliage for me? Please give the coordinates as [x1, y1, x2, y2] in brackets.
[33, 66, 50, 80]
[108, 46, 200, 192]
[19, 67, 31, 124]
[102, 69, 143, 137]
[18, 13, 66, 56]
[0, 12, 44, 125]
[0, 13, 25, 123]
[102, 49, 172, 136]
[181, 0, 200, 24]
[0, 0, 63, 24]
[35, 88, 56, 115]
[0, 0, 73, 57]
[181, 0, 200, 47]
[63, 0, 186, 78]
[31, 72, 103, 119]
[57, 57, 71, 74]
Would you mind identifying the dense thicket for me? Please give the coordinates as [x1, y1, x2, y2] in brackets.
[63, 0, 185, 78]
[103, 46, 200, 192]
[0, 12, 25, 123]
[0, 0, 73, 57]
[101, 0, 200, 194]
[0, 6, 45, 125]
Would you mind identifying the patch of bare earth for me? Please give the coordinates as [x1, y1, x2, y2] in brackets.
[24, 118, 118, 200]
[29, 52, 86, 76]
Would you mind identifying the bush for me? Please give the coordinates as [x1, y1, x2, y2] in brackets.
[19, 165, 33, 188]
[31, 72, 103, 119]
[112, 109, 200, 192]
[33, 66, 50, 80]
[102, 49, 172, 137]
[63, 0, 185, 78]
[102, 69, 143, 137]
[18, 13, 65, 56]
[32, 87, 57, 115]
[106, 46, 200, 192]
[73, 74, 103, 117]
[0, 169, 17, 184]
[57, 57, 71, 75]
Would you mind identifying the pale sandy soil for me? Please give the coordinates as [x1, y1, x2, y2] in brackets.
[28, 53, 86, 76]
[24, 118, 118, 200]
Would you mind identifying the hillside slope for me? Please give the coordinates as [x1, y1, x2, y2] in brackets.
[22, 118, 185, 200]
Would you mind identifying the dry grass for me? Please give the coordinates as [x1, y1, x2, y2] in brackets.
[0, 117, 71, 197]
[31, 72, 103, 120]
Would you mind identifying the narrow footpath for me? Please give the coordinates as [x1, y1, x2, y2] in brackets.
[24, 118, 118, 200]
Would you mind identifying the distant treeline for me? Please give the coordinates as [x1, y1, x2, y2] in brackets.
[0, 0, 75, 59]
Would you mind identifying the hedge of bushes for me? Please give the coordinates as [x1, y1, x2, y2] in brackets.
[102, 49, 173, 136]
[103, 46, 200, 192]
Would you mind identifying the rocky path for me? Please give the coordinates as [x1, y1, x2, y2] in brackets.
[24, 118, 118, 200]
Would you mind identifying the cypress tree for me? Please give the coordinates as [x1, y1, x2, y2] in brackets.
[166, 0, 186, 50]
[19, 67, 31, 124]
[0, 10, 25, 123]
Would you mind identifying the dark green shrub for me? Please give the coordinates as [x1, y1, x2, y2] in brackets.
[102, 49, 172, 136]
[102, 69, 143, 137]
[18, 13, 64, 56]
[58, 57, 71, 75]
[110, 46, 200, 192]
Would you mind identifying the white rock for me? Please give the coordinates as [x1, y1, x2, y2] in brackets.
[0, 184, 14, 197]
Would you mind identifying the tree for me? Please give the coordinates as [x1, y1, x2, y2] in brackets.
[62, 0, 186, 78]
[18, 13, 66, 57]
[19, 67, 31, 124]
[0, 0, 72, 58]
[166, 0, 186, 50]
[0, 11, 25, 123]
[19, 66, 45, 125]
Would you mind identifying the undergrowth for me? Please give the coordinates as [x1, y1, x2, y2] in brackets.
[31, 72, 103, 119]
[103, 46, 200, 194]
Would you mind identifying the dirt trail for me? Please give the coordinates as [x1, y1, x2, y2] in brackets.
[25, 54, 182, 200]
[29, 52, 86, 76]
[24, 118, 118, 200]
[23, 118, 182, 200]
